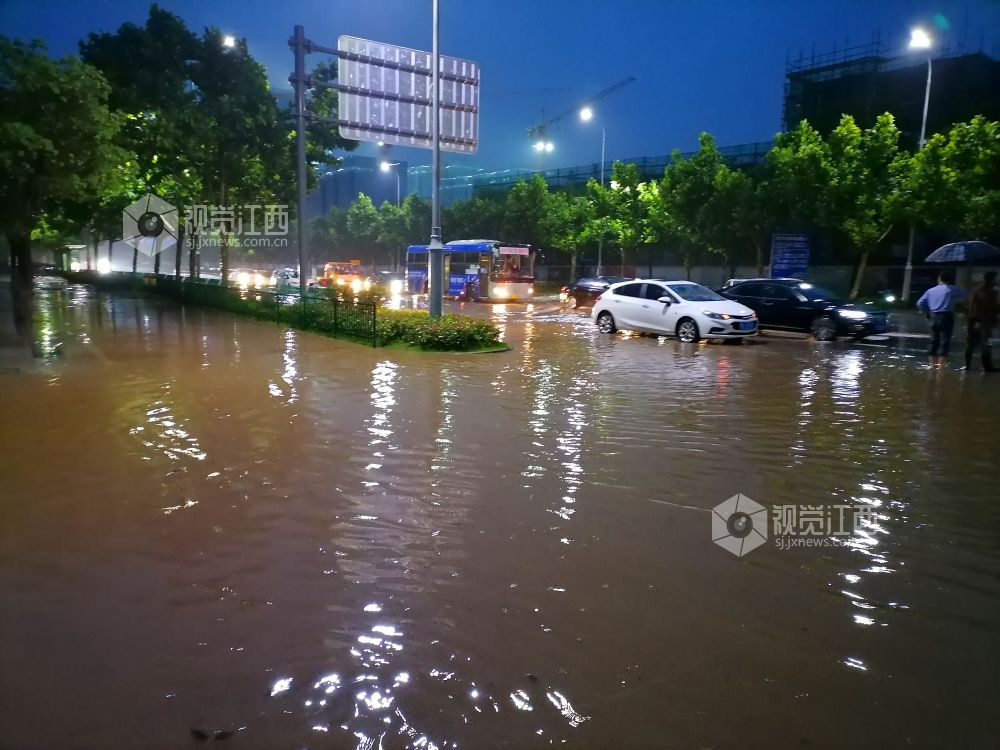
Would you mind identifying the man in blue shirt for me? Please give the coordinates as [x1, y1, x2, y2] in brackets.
[916, 270, 968, 357]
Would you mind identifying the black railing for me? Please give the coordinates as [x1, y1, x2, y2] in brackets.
[59, 271, 378, 346]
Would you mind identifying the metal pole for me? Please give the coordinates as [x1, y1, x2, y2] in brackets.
[293, 25, 309, 296]
[595, 126, 606, 277]
[396, 170, 401, 206]
[902, 57, 932, 303]
[427, 0, 444, 318]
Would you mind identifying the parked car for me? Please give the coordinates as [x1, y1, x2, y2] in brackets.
[560, 276, 631, 307]
[592, 279, 758, 342]
[719, 278, 890, 340]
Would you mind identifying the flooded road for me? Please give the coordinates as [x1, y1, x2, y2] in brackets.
[2, 285, 999, 749]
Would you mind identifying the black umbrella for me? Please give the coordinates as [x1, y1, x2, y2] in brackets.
[924, 241, 1000, 263]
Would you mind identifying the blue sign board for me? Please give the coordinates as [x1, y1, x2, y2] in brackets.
[770, 233, 810, 279]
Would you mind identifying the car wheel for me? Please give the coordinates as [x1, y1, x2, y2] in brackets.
[811, 317, 837, 341]
[567, 295, 578, 309]
[677, 317, 700, 343]
[597, 311, 617, 333]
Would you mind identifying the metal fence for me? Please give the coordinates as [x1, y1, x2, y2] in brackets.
[61, 271, 378, 345]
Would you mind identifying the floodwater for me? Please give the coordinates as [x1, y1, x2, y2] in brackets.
[1, 285, 998, 750]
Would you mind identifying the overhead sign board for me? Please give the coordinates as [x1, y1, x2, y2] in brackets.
[337, 35, 479, 153]
[770, 233, 810, 278]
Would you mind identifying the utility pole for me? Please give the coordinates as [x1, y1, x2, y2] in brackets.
[902, 55, 933, 304]
[427, 0, 444, 318]
[292, 25, 309, 296]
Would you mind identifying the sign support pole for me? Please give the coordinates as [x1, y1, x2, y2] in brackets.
[293, 25, 309, 296]
[428, 0, 444, 318]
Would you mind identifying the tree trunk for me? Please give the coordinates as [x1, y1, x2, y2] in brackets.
[849, 250, 870, 300]
[620, 248, 626, 276]
[219, 181, 229, 285]
[569, 252, 577, 282]
[647, 246, 653, 279]
[107, 238, 114, 269]
[189, 232, 198, 278]
[174, 225, 184, 277]
[7, 232, 33, 322]
[755, 239, 765, 276]
[131, 246, 139, 273]
[90, 233, 98, 270]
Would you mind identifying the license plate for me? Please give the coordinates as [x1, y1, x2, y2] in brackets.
[735, 322, 753, 331]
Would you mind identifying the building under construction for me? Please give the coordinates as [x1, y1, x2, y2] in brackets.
[783, 40, 1000, 146]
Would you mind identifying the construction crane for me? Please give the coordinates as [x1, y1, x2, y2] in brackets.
[527, 75, 637, 141]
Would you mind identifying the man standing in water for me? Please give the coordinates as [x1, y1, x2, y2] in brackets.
[964, 270, 998, 372]
[916, 270, 967, 358]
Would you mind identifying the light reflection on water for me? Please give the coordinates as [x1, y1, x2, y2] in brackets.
[2, 288, 999, 748]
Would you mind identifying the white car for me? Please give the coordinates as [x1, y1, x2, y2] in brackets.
[591, 279, 758, 342]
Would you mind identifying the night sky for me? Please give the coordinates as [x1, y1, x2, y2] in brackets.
[3, 0, 999, 171]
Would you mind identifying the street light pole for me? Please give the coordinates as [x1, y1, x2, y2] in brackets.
[902, 30, 933, 304]
[292, 24, 309, 296]
[428, 0, 443, 318]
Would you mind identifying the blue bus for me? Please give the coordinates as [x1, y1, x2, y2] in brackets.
[405, 239, 536, 301]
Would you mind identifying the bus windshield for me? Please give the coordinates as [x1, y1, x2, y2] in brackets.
[492, 249, 534, 281]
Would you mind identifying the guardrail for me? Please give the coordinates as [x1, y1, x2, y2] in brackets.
[59, 271, 378, 346]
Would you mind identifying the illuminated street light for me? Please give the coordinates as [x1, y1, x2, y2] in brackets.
[533, 140, 554, 153]
[580, 104, 607, 274]
[380, 160, 402, 205]
[908, 27, 932, 50]
[901, 26, 934, 303]
[579, 106, 594, 122]
[222, 35, 236, 48]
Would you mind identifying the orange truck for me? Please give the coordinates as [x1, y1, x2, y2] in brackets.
[315, 260, 372, 292]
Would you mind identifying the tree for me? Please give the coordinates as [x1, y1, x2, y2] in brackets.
[443, 196, 505, 241]
[376, 201, 409, 269]
[826, 114, 906, 298]
[502, 175, 550, 249]
[593, 162, 650, 274]
[937, 116, 1000, 239]
[346, 193, 380, 253]
[543, 191, 593, 279]
[189, 28, 290, 283]
[0, 37, 125, 312]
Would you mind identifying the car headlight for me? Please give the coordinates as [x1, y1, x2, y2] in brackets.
[701, 309, 731, 321]
[96, 258, 112, 275]
[70, 261, 81, 272]
[495, 285, 509, 299]
[237, 271, 250, 287]
[350, 279, 362, 294]
[838, 309, 868, 320]
[389, 279, 404, 295]
[528, 286, 533, 295]
[363, 279, 372, 290]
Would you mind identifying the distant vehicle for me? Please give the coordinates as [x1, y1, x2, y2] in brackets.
[34, 275, 67, 291]
[317, 260, 371, 293]
[372, 270, 405, 296]
[592, 279, 758, 343]
[405, 240, 535, 301]
[560, 276, 631, 308]
[721, 277, 800, 290]
[230, 269, 270, 288]
[270, 267, 300, 287]
[719, 278, 890, 341]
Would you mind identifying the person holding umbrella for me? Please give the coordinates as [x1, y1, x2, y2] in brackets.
[964, 270, 998, 372]
[917, 270, 967, 357]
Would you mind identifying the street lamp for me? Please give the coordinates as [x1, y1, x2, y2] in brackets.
[222, 35, 236, 49]
[380, 160, 401, 205]
[901, 26, 934, 303]
[533, 140, 554, 153]
[580, 106, 608, 275]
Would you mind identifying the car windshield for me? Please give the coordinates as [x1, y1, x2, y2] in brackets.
[666, 283, 725, 302]
[795, 283, 839, 301]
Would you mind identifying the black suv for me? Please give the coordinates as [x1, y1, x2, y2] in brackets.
[560, 276, 630, 308]
[719, 279, 890, 340]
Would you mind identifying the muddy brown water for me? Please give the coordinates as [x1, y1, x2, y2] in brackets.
[1, 286, 998, 749]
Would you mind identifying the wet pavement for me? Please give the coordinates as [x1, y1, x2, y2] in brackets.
[1, 284, 999, 749]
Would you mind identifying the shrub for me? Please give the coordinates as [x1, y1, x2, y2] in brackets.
[377, 309, 501, 351]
